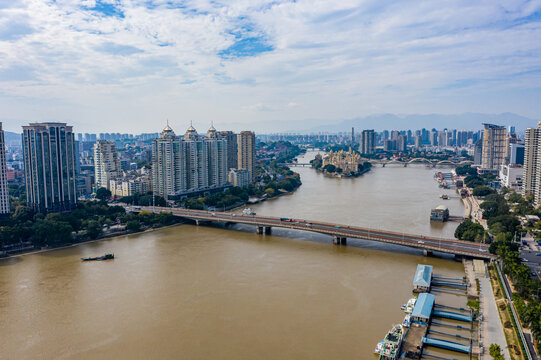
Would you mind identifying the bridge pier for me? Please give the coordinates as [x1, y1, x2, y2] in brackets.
[333, 236, 347, 245]
[256, 226, 272, 235]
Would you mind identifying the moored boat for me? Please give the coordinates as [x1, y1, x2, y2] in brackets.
[402, 314, 411, 328]
[378, 324, 404, 360]
[403, 297, 417, 313]
[81, 253, 114, 261]
[374, 341, 384, 354]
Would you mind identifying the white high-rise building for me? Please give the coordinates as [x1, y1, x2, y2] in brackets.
[94, 140, 122, 190]
[152, 124, 228, 199]
[0, 122, 9, 215]
[206, 125, 228, 187]
[152, 124, 185, 198]
[523, 122, 541, 203]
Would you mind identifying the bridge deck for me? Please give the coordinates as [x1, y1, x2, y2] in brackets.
[128, 207, 496, 260]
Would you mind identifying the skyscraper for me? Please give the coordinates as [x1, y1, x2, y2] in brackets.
[152, 124, 228, 199]
[152, 124, 184, 198]
[397, 135, 407, 152]
[206, 126, 228, 187]
[509, 143, 525, 166]
[481, 123, 506, 170]
[94, 140, 122, 190]
[359, 129, 375, 154]
[218, 130, 238, 170]
[0, 122, 9, 215]
[414, 135, 422, 150]
[22, 122, 77, 213]
[238, 131, 256, 182]
[523, 122, 541, 201]
[473, 140, 483, 165]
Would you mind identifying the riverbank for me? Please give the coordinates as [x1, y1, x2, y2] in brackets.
[313, 165, 371, 178]
[0, 221, 185, 260]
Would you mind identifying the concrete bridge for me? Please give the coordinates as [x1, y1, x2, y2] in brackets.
[365, 158, 474, 167]
[129, 206, 496, 260]
[279, 159, 473, 168]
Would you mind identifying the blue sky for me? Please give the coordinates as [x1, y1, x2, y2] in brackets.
[0, 0, 540, 132]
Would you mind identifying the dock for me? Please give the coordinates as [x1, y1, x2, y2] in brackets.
[380, 264, 480, 358]
[422, 337, 472, 354]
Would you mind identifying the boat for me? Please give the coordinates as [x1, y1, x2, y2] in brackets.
[402, 314, 411, 328]
[440, 194, 449, 200]
[242, 208, 256, 215]
[81, 253, 114, 261]
[403, 297, 417, 313]
[377, 324, 404, 360]
[374, 341, 384, 354]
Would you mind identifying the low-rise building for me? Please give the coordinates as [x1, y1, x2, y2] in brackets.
[413, 264, 433, 292]
[410, 293, 435, 323]
[110, 176, 151, 198]
[228, 168, 251, 188]
[499, 164, 523, 192]
[430, 206, 449, 222]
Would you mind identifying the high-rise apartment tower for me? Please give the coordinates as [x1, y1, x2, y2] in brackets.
[22, 122, 77, 213]
[237, 131, 256, 182]
[0, 122, 9, 215]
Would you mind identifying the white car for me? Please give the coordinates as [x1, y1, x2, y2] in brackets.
[418, 240, 425, 244]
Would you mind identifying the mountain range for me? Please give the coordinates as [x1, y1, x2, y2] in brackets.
[251, 112, 539, 133]
[3, 112, 539, 139]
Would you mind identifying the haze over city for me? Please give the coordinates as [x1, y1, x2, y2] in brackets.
[1, 0, 541, 133]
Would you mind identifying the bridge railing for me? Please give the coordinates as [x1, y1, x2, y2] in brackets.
[132, 206, 495, 259]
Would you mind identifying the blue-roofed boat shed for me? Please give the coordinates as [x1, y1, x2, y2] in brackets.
[411, 293, 435, 323]
[413, 264, 433, 292]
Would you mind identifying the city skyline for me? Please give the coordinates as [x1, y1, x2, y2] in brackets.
[1, 1, 540, 133]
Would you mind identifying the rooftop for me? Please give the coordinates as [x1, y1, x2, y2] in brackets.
[413, 264, 433, 288]
[412, 293, 435, 320]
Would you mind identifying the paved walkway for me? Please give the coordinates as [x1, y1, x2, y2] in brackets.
[479, 270, 511, 359]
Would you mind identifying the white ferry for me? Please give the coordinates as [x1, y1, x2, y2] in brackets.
[242, 208, 256, 216]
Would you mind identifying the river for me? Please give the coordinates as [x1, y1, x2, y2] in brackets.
[0, 151, 471, 359]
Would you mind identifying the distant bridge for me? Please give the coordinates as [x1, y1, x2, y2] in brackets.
[365, 158, 474, 167]
[129, 207, 495, 260]
[279, 159, 473, 168]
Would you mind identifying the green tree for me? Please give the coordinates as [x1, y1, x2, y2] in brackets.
[126, 220, 141, 232]
[95, 187, 111, 201]
[32, 219, 73, 247]
[86, 220, 102, 239]
[455, 165, 477, 176]
[489, 344, 504, 360]
[455, 220, 485, 241]
[473, 186, 496, 197]
[322, 164, 336, 173]
[12, 206, 34, 223]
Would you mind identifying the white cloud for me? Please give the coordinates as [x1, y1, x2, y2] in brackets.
[0, 0, 541, 132]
